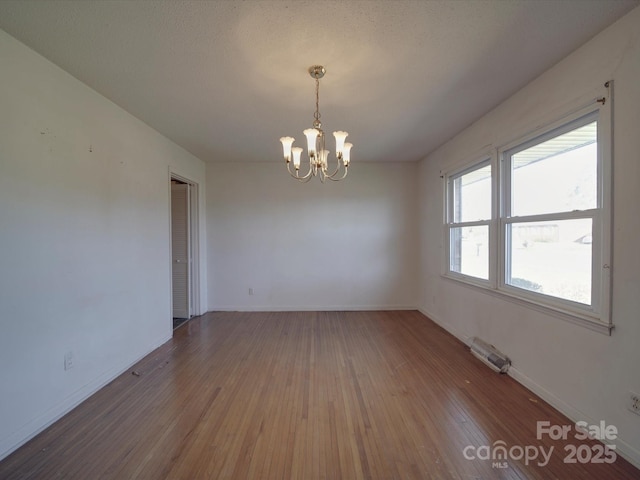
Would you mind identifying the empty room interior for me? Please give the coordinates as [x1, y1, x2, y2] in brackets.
[1, 1, 640, 478]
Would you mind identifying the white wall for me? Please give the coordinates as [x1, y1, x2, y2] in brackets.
[418, 7, 640, 466]
[0, 29, 207, 459]
[207, 162, 418, 311]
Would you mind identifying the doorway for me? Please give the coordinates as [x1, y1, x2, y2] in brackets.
[170, 174, 199, 330]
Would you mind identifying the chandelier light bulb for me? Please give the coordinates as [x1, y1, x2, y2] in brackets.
[343, 143, 353, 166]
[292, 147, 303, 169]
[320, 149, 329, 169]
[333, 131, 348, 156]
[303, 129, 319, 158]
[280, 136, 295, 163]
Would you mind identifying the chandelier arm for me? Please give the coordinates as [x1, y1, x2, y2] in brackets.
[295, 173, 314, 183]
[286, 161, 314, 181]
[322, 157, 346, 179]
[323, 166, 349, 181]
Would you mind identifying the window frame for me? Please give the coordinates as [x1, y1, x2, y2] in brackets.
[444, 157, 494, 288]
[442, 89, 612, 334]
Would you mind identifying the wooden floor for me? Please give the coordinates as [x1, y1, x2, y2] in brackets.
[1, 311, 638, 479]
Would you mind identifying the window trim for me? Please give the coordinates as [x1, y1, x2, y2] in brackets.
[442, 86, 612, 334]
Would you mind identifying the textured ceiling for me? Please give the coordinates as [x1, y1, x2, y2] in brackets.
[0, 0, 637, 163]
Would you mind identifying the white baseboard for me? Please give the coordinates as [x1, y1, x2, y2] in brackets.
[417, 305, 640, 470]
[208, 304, 418, 312]
[417, 306, 473, 346]
[508, 366, 640, 470]
[0, 332, 171, 462]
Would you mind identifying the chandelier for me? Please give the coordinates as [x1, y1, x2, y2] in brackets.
[280, 65, 352, 182]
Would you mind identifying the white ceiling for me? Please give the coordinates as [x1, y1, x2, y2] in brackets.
[0, 0, 637, 164]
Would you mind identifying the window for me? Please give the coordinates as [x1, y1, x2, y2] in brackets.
[503, 113, 599, 307]
[444, 96, 611, 332]
[446, 161, 492, 282]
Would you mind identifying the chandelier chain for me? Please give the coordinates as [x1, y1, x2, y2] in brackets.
[314, 77, 321, 127]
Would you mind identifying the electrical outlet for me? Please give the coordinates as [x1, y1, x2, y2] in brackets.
[629, 392, 640, 415]
[64, 351, 74, 371]
[248, 288, 254, 295]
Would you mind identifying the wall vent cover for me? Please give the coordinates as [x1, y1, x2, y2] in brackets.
[470, 337, 511, 373]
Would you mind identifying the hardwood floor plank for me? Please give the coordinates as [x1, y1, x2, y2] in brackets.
[1, 310, 638, 479]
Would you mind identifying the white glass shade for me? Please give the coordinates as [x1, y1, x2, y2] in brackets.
[320, 149, 329, 169]
[292, 147, 303, 169]
[343, 143, 353, 166]
[303, 129, 319, 157]
[280, 136, 295, 162]
[333, 131, 348, 156]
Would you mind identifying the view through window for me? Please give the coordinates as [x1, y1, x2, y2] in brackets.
[505, 119, 597, 305]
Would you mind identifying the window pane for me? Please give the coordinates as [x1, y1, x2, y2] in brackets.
[511, 121, 597, 216]
[452, 164, 491, 222]
[450, 226, 489, 280]
[507, 219, 592, 305]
